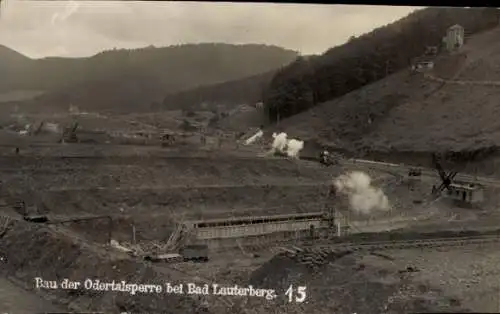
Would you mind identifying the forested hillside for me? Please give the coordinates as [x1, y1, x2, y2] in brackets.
[161, 70, 276, 111]
[0, 43, 297, 113]
[263, 7, 500, 122]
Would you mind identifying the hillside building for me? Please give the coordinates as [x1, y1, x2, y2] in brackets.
[443, 181, 484, 206]
[411, 56, 435, 72]
[442, 24, 465, 52]
[424, 46, 438, 56]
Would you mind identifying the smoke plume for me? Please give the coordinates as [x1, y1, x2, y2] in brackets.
[286, 138, 304, 158]
[333, 171, 390, 215]
[271, 132, 288, 153]
[244, 129, 263, 145]
[269, 132, 304, 158]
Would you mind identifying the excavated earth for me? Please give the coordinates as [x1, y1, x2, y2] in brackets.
[0, 219, 201, 314]
[1, 142, 499, 313]
[244, 239, 500, 314]
[0, 143, 339, 313]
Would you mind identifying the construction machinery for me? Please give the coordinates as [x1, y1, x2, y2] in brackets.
[431, 153, 484, 206]
[179, 244, 209, 262]
[13, 200, 49, 223]
[408, 168, 422, 177]
[297, 149, 341, 166]
[164, 223, 190, 252]
[431, 153, 459, 196]
[319, 150, 333, 166]
[161, 133, 176, 147]
[60, 121, 79, 143]
[142, 222, 196, 263]
[318, 150, 340, 166]
[144, 253, 183, 263]
[322, 185, 352, 237]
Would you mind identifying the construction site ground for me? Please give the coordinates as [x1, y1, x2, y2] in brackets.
[246, 241, 500, 314]
[1, 138, 500, 313]
[0, 276, 65, 313]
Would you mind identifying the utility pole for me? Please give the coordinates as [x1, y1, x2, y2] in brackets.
[132, 224, 136, 245]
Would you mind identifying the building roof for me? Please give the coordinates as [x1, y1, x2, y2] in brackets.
[449, 182, 482, 191]
[413, 56, 435, 63]
[186, 211, 325, 226]
[181, 244, 208, 250]
[157, 253, 182, 259]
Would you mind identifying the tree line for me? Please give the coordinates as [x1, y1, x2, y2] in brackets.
[262, 7, 500, 122]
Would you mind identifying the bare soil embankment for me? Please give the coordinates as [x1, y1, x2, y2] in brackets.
[246, 250, 468, 314]
[246, 228, 500, 314]
[0, 276, 64, 313]
[40, 184, 330, 215]
[0, 219, 202, 314]
[35, 184, 330, 244]
[0, 154, 336, 197]
[276, 27, 500, 176]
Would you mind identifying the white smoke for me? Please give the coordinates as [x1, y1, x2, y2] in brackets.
[269, 132, 304, 158]
[244, 129, 263, 145]
[286, 138, 304, 158]
[271, 132, 288, 153]
[333, 171, 390, 215]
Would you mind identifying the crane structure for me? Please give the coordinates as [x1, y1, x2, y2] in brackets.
[431, 153, 484, 207]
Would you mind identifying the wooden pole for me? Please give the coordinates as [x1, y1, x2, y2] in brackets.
[132, 224, 136, 245]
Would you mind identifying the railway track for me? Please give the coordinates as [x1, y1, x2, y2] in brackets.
[3, 214, 499, 313]
[347, 158, 500, 186]
[286, 234, 500, 256]
[277, 234, 500, 274]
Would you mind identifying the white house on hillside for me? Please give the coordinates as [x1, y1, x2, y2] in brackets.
[443, 24, 465, 52]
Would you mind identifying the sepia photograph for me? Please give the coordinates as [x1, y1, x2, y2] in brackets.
[0, 1, 499, 313]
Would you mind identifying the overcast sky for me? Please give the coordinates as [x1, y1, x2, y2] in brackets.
[0, 1, 420, 59]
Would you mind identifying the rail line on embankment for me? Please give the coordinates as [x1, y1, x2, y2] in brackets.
[290, 233, 500, 256]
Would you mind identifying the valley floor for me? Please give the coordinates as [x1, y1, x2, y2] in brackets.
[0, 139, 499, 313]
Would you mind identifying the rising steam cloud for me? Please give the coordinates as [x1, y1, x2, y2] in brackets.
[244, 129, 264, 145]
[270, 132, 304, 158]
[286, 138, 304, 158]
[333, 171, 390, 215]
[271, 132, 288, 152]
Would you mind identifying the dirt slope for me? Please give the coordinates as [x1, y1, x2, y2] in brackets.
[0, 220, 202, 313]
[246, 242, 500, 313]
[277, 26, 500, 154]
